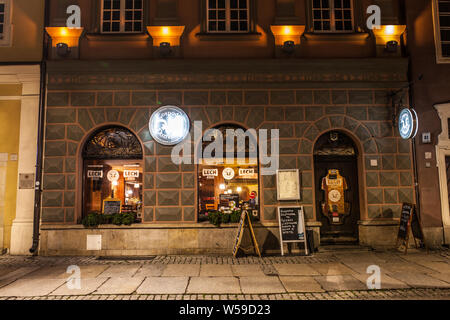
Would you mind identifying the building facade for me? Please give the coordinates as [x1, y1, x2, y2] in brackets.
[405, 0, 450, 246]
[0, 0, 44, 254]
[38, 0, 419, 256]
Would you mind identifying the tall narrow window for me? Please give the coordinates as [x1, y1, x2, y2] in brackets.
[101, 0, 144, 33]
[0, 0, 12, 46]
[312, 0, 353, 32]
[433, 0, 450, 61]
[207, 0, 249, 33]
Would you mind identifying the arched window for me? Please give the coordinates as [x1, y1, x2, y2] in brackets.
[82, 126, 143, 220]
[198, 124, 260, 222]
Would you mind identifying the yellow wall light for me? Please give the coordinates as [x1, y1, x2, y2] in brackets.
[147, 26, 185, 46]
[45, 27, 84, 48]
[270, 25, 305, 46]
[372, 25, 406, 46]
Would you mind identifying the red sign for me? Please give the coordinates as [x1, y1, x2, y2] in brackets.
[250, 191, 257, 199]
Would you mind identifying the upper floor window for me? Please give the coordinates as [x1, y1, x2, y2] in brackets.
[207, 0, 249, 33]
[312, 0, 353, 33]
[433, 0, 450, 63]
[0, 0, 12, 46]
[101, 0, 143, 33]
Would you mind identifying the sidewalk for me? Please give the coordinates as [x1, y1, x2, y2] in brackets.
[0, 248, 449, 300]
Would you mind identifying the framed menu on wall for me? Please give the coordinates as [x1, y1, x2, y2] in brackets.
[276, 169, 301, 201]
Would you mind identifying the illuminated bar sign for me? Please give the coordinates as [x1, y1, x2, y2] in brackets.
[87, 170, 103, 178]
[149, 106, 190, 146]
[124, 170, 140, 178]
[202, 169, 218, 177]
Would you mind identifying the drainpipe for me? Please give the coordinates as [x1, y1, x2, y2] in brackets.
[29, 0, 50, 255]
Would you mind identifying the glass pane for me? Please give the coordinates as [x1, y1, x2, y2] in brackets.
[322, 9, 330, 19]
[334, 0, 342, 8]
[239, 0, 247, 9]
[335, 21, 343, 31]
[230, 10, 238, 20]
[240, 21, 248, 31]
[103, 11, 111, 21]
[442, 43, 450, 57]
[0, 24, 3, 34]
[344, 10, 352, 19]
[314, 21, 322, 30]
[313, 10, 321, 19]
[126, 0, 133, 9]
[439, 2, 450, 13]
[343, 0, 351, 8]
[103, 22, 111, 32]
[125, 11, 133, 20]
[239, 10, 247, 19]
[113, 0, 120, 9]
[209, 0, 216, 9]
[103, 0, 111, 10]
[209, 10, 217, 19]
[134, 22, 142, 31]
[112, 22, 120, 32]
[231, 21, 238, 31]
[231, 0, 238, 9]
[134, 0, 143, 9]
[344, 20, 352, 30]
[322, 0, 329, 8]
[440, 15, 450, 27]
[323, 21, 331, 30]
[218, 10, 226, 19]
[313, 0, 321, 9]
[441, 30, 450, 41]
[112, 10, 120, 20]
[218, 0, 225, 9]
[125, 22, 133, 31]
[134, 11, 142, 20]
[0, 14, 3, 23]
[209, 21, 216, 31]
[335, 10, 342, 19]
[218, 21, 226, 30]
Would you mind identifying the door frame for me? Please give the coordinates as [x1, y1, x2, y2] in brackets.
[312, 129, 366, 241]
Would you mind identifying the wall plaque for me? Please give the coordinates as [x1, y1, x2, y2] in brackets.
[19, 173, 35, 189]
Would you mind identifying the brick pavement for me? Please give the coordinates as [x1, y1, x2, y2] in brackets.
[0, 248, 449, 300]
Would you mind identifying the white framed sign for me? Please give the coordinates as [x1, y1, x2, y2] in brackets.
[276, 169, 301, 201]
[124, 170, 139, 178]
[87, 170, 103, 178]
[202, 168, 218, 177]
[239, 168, 254, 177]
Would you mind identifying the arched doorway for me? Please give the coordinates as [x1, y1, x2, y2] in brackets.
[81, 126, 143, 220]
[314, 131, 360, 244]
[197, 124, 260, 222]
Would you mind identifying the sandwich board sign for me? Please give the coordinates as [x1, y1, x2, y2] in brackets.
[232, 210, 261, 258]
[396, 203, 426, 254]
[277, 206, 308, 256]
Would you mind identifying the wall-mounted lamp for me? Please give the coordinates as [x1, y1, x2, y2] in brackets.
[147, 26, 185, 57]
[270, 25, 305, 57]
[385, 40, 399, 53]
[282, 40, 295, 54]
[45, 27, 84, 59]
[372, 25, 406, 56]
[56, 43, 71, 57]
[159, 42, 172, 57]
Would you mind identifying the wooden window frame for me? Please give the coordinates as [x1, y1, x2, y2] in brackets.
[432, 0, 450, 63]
[201, 0, 257, 34]
[311, 0, 354, 33]
[0, 0, 12, 47]
[100, 0, 145, 34]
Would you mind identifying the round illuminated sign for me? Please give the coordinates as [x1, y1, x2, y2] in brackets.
[107, 170, 119, 182]
[149, 106, 190, 146]
[222, 167, 235, 180]
[398, 108, 418, 140]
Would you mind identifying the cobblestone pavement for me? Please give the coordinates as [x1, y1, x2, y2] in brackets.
[0, 247, 449, 300]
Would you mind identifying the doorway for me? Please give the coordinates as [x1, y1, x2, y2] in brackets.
[314, 131, 360, 244]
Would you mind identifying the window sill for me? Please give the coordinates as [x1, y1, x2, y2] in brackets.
[303, 32, 370, 42]
[195, 32, 262, 41]
[85, 33, 150, 41]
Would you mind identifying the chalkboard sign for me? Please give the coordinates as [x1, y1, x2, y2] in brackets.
[103, 199, 122, 215]
[398, 203, 413, 240]
[396, 203, 425, 253]
[277, 206, 308, 256]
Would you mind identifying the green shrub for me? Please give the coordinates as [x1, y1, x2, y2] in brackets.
[222, 212, 231, 224]
[230, 210, 242, 223]
[82, 212, 100, 228]
[207, 211, 221, 227]
[122, 212, 136, 226]
[111, 213, 123, 226]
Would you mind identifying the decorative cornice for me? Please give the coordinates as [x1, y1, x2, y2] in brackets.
[47, 59, 409, 90]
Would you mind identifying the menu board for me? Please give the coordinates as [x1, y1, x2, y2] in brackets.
[398, 203, 413, 240]
[277, 206, 308, 256]
[219, 194, 240, 207]
[103, 199, 122, 215]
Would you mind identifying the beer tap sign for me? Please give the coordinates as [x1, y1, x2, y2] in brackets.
[321, 169, 350, 225]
